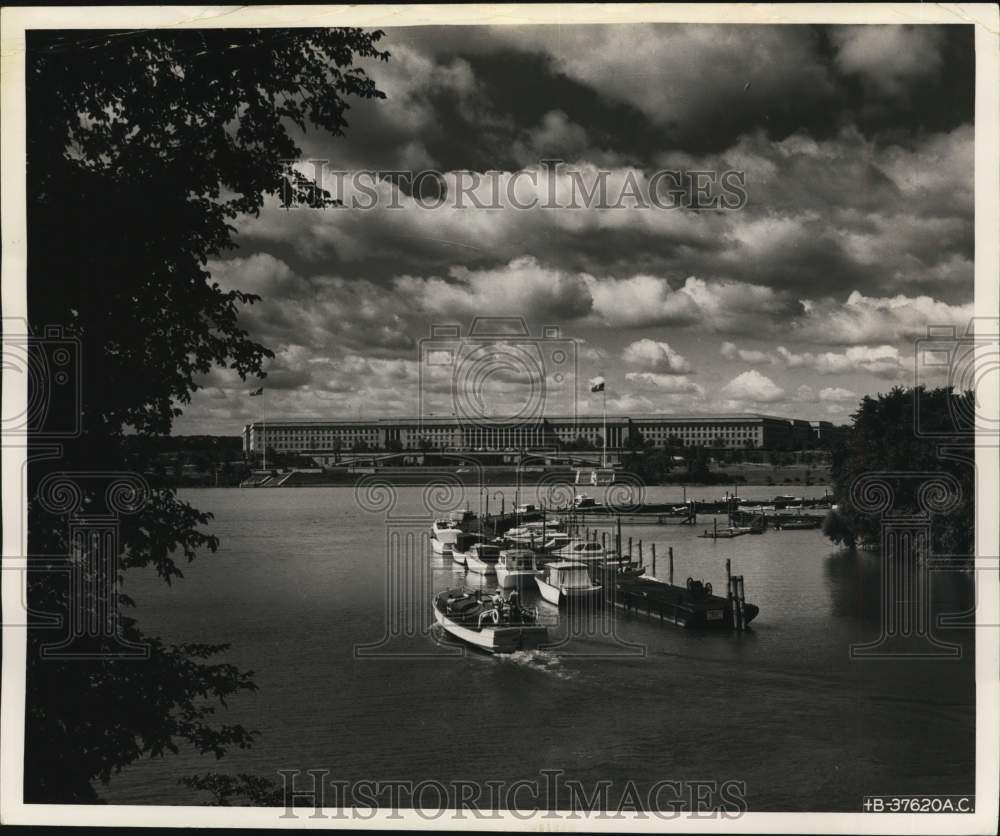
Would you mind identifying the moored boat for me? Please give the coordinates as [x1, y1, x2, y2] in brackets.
[545, 538, 612, 566]
[451, 532, 483, 567]
[430, 519, 461, 555]
[433, 588, 548, 653]
[464, 543, 501, 575]
[534, 561, 603, 606]
[506, 521, 565, 549]
[495, 549, 538, 589]
[536, 531, 573, 555]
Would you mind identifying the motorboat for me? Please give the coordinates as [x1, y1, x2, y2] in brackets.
[573, 493, 598, 509]
[545, 539, 609, 565]
[536, 531, 573, 554]
[450, 532, 483, 567]
[534, 561, 602, 606]
[433, 588, 548, 654]
[505, 521, 564, 548]
[430, 519, 462, 555]
[464, 543, 501, 575]
[495, 549, 538, 589]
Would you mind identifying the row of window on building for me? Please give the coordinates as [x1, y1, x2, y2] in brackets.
[243, 416, 840, 454]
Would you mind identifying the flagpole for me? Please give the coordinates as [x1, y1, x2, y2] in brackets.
[602, 386, 607, 470]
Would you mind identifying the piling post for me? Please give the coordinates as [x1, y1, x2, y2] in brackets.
[737, 575, 747, 631]
[628, 537, 633, 560]
[638, 540, 643, 567]
[668, 547, 674, 585]
[652, 543, 656, 577]
[616, 515, 622, 559]
[726, 559, 735, 626]
[602, 531, 607, 550]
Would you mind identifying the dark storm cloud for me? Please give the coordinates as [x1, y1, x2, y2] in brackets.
[312, 24, 974, 172]
[179, 22, 977, 433]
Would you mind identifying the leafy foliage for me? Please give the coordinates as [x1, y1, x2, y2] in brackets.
[25, 28, 387, 802]
[180, 772, 284, 807]
[826, 386, 975, 555]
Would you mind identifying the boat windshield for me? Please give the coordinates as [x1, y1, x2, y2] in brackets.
[474, 545, 500, 559]
[556, 568, 591, 587]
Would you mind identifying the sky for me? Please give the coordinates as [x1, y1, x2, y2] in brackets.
[175, 23, 975, 435]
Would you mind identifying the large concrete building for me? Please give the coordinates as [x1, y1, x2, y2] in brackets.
[242, 413, 839, 457]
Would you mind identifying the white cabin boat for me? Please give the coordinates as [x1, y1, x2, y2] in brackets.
[433, 589, 548, 653]
[430, 519, 462, 555]
[534, 561, 602, 606]
[464, 543, 501, 575]
[495, 549, 538, 589]
[505, 521, 564, 548]
[546, 539, 608, 564]
[450, 532, 483, 567]
[536, 531, 573, 556]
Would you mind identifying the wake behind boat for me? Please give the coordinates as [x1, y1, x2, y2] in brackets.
[433, 588, 548, 654]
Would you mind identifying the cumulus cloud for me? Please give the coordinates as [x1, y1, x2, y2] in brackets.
[622, 339, 692, 373]
[831, 26, 945, 96]
[624, 372, 704, 396]
[490, 24, 834, 145]
[173, 24, 973, 435]
[775, 344, 905, 379]
[395, 256, 593, 321]
[818, 386, 858, 402]
[585, 274, 701, 328]
[795, 291, 973, 345]
[720, 370, 785, 403]
[720, 341, 776, 365]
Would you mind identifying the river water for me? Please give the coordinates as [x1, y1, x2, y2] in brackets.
[104, 484, 975, 811]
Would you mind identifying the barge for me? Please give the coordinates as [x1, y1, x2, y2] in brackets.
[611, 575, 758, 630]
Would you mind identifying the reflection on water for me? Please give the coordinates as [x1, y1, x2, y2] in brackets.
[103, 485, 975, 811]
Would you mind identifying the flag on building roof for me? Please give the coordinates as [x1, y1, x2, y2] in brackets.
[589, 377, 605, 393]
